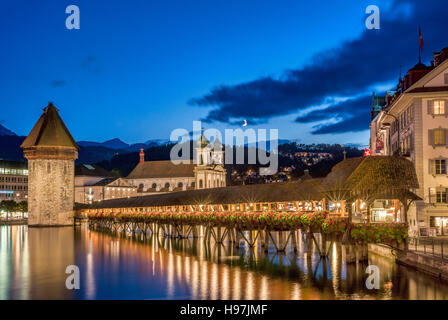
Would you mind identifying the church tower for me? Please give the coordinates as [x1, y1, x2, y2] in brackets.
[211, 138, 224, 165]
[195, 129, 211, 166]
[21, 103, 79, 226]
[194, 130, 226, 189]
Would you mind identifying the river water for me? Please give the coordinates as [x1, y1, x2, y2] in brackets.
[1, 224, 448, 300]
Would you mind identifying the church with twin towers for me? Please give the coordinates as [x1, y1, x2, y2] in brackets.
[125, 129, 227, 194]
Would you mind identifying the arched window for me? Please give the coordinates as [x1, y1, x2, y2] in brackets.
[178, 182, 183, 188]
[191, 181, 195, 187]
[152, 183, 157, 189]
[199, 180, 203, 188]
[165, 182, 170, 188]
[138, 183, 144, 190]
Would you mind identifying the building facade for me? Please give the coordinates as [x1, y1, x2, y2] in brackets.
[75, 164, 137, 204]
[0, 160, 28, 201]
[370, 47, 448, 236]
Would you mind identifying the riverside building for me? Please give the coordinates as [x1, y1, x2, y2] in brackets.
[370, 46, 448, 236]
[0, 160, 28, 201]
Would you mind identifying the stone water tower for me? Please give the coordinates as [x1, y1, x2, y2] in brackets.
[21, 102, 79, 226]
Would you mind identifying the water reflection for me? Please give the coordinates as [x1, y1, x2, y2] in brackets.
[1, 224, 448, 300]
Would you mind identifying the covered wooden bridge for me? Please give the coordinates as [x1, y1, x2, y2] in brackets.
[82, 156, 420, 223]
[80, 156, 419, 256]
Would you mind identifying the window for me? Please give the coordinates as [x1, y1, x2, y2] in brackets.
[164, 182, 170, 188]
[177, 182, 183, 188]
[436, 159, 447, 174]
[428, 100, 446, 115]
[435, 129, 446, 145]
[151, 183, 157, 189]
[445, 73, 448, 85]
[430, 159, 447, 175]
[430, 188, 448, 203]
[199, 179, 203, 188]
[429, 128, 447, 146]
[434, 100, 445, 115]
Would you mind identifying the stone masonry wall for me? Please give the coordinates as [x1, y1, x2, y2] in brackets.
[28, 159, 75, 226]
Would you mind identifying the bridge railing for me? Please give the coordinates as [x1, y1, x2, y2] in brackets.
[407, 237, 448, 260]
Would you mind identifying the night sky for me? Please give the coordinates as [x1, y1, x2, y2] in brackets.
[0, 0, 447, 145]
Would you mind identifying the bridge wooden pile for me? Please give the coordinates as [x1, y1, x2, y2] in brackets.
[85, 211, 342, 255]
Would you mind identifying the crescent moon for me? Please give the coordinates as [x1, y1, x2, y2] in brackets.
[243, 120, 247, 127]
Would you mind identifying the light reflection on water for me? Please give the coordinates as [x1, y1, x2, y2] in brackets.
[1, 224, 448, 300]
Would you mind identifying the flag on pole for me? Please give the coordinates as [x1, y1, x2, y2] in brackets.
[419, 26, 424, 52]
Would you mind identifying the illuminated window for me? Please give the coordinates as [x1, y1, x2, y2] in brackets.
[434, 100, 445, 115]
[434, 129, 446, 145]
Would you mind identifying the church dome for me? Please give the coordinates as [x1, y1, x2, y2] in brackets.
[196, 133, 210, 148]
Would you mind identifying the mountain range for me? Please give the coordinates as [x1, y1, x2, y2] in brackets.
[77, 138, 171, 152]
[0, 123, 363, 165]
[0, 124, 174, 164]
[0, 124, 17, 136]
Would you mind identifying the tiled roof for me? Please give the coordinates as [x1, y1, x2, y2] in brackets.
[86, 156, 421, 209]
[91, 177, 135, 187]
[21, 103, 79, 149]
[127, 160, 195, 179]
[88, 179, 324, 208]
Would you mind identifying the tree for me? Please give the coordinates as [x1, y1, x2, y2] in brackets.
[16, 201, 28, 219]
[0, 200, 18, 220]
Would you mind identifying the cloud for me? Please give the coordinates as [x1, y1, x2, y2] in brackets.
[308, 95, 372, 134]
[49, 80, 67, 87]
[296, 95, 372, 134]
[188, 0, 448, 134]
[81, 56, 101, 74]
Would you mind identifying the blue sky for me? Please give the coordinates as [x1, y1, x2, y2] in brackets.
[0, 0, 445, 146]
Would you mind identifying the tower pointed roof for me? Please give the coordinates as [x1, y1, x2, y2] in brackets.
[211, 137, 223, 150]
[21, 102, 79, 149]
[196, 128, 210, 148]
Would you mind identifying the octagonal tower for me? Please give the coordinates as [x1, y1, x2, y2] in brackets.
[21, 102, 79, 226]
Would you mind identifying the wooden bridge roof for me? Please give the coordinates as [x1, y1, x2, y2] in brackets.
[321, 156, 420, 198]
[87, 178, 325, 209]
[85, 156, 421, 209]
